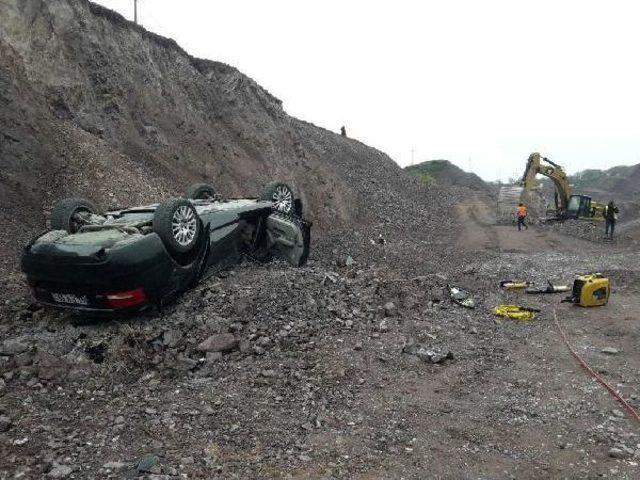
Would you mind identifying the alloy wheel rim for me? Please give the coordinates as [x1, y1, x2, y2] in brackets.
[172, 205, 197, 246]
[272, 186, 293, 213]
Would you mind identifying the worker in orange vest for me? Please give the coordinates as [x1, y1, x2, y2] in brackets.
[516, 203, 528, 231]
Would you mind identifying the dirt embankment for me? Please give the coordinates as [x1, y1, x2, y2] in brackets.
[0, 0, 456, 272]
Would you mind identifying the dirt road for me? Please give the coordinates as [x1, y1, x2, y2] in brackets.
[423, 195, 640, 479]
[292, 195, 640, 479]
[454, 195, 602, 255]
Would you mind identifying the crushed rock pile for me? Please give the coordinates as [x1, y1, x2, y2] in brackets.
[0, 252, 495, 478]
[2, 224, 640, 478]
[541, 219, 635, 246]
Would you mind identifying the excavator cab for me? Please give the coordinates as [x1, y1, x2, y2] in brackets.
[565, 194, 595, 219]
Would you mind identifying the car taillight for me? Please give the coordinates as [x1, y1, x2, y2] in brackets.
[105, 288, 147, 309]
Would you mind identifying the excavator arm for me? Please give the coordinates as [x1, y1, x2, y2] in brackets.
[520, 152, 573, 212]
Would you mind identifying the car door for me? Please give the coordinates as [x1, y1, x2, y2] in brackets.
[265, 214, 310, 267]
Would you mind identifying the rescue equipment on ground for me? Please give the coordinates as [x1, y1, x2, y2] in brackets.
[500, 280, 531, 289]
[564, 273, 610, 307]
[492, 304, 540, 321]
[447, 285, 475, 309]
[525, 281, 571, 295]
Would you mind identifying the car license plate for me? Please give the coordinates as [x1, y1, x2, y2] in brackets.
[51, 292, 90, 306]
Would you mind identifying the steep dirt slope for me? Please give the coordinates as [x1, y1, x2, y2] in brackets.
[0, 0, 444, 271]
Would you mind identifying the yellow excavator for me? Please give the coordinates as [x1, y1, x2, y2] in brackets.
[497, 152, 605, 222]
[520, 152, 605, 219]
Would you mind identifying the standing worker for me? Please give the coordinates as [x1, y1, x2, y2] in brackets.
[340, 126, 347, 137]
[603, 200, 619, 239]
[516, 203, 528, 231]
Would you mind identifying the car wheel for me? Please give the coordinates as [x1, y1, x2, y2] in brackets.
[153, 198, 202, 254]
[260, 181, 296, 215]
[186, 183, 216, 200]
[50, 197, 99, 233]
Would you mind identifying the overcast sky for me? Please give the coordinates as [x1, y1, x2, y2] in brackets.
[93, 0, 640, 181]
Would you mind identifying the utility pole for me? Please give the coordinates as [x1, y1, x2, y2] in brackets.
[411, 147, 415, 165]
[134, 0, 138, 24]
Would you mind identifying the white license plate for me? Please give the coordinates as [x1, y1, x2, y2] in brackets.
[51, 293, 90, 306]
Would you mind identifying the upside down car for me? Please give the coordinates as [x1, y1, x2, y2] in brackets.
[21, 181, 310, 313]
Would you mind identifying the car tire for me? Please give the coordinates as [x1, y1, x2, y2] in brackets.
[50, 197, 99, 233]
[260, 181, 296, 215]
[153, 198, 202, 255]
[186, 183, 216, 200]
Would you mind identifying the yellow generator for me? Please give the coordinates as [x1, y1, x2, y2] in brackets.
[567, 273, 610, 307]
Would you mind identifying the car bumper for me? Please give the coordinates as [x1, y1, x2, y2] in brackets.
[22, 233, 181, 312]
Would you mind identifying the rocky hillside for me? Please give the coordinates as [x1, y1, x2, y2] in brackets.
[540, 164, 640, 200]
[405, 160, 490, 192]
[569, 164, 640, 197]
[0, 0, 446, 271]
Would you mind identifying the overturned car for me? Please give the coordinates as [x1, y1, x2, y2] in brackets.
[21, 182, 310, 313]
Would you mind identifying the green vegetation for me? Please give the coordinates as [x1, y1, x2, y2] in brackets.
[540, 165, 637, 191]
[416, 172, 435, 185]
[571, 166, 634, 190]
[405, 159, 489, 192]
[405, 159, 450, 177]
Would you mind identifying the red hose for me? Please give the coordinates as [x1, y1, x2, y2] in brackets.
[553, 310, 640, 423]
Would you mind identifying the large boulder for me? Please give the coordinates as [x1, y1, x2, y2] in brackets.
[196, 334, 239, 353]
[35, 351, 69, 381]
[0, 339, 29, 356]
